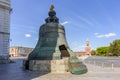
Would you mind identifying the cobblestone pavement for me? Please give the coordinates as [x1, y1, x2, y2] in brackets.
[0, 57, 120, 80]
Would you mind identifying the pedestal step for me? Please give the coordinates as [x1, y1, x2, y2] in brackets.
[23, 58, 69, 73]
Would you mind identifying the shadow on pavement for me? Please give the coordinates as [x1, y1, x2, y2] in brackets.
[0, 58, 50, 80]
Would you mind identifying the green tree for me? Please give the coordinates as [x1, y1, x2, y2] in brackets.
[109, 40, 120, 56]
[91, 50, 96, 56]
[96, 47, 109, 56]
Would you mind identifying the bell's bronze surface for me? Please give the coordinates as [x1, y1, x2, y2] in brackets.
[26, 5, 88, 75]
[28, 5, 73, 60]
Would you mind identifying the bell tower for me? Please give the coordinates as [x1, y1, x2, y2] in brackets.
[85, 40, 91, 55]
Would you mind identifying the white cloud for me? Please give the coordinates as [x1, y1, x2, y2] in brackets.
[61, 21, 69, 25]
[96, 35, 104, 38]
[96, 33, 116, 38]
[25, 34, 31, 38]
[94, 33, 99, 35]
[105, 33, 116, 38]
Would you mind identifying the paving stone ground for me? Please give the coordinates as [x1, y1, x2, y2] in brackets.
[0, 57, 120, 80]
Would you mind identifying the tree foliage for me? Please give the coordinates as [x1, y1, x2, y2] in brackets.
[91, 50, 96, 56]
[91, 39, 120, 56]
[96, 47, 109, 56]
[109, 40, 120, 56]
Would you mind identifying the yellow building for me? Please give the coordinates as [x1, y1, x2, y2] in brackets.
[9, 46, 33, 57]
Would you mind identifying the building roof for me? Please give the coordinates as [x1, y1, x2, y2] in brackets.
[75, 52, 90, 56]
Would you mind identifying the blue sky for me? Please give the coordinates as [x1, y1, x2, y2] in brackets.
[10, 0, 120, 51]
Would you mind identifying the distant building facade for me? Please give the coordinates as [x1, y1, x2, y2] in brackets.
[9, 46, 33, 57]
[75, 40, 91, 56]
[0, 0, 11, 63]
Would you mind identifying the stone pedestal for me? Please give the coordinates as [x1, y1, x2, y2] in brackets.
[24, 58, 69, 73]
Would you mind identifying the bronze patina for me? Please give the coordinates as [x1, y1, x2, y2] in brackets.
[27, 5, 88, 75]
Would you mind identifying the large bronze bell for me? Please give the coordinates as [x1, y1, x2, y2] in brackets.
[27, 5, 88, 75]
[28, 6, 74, 60]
